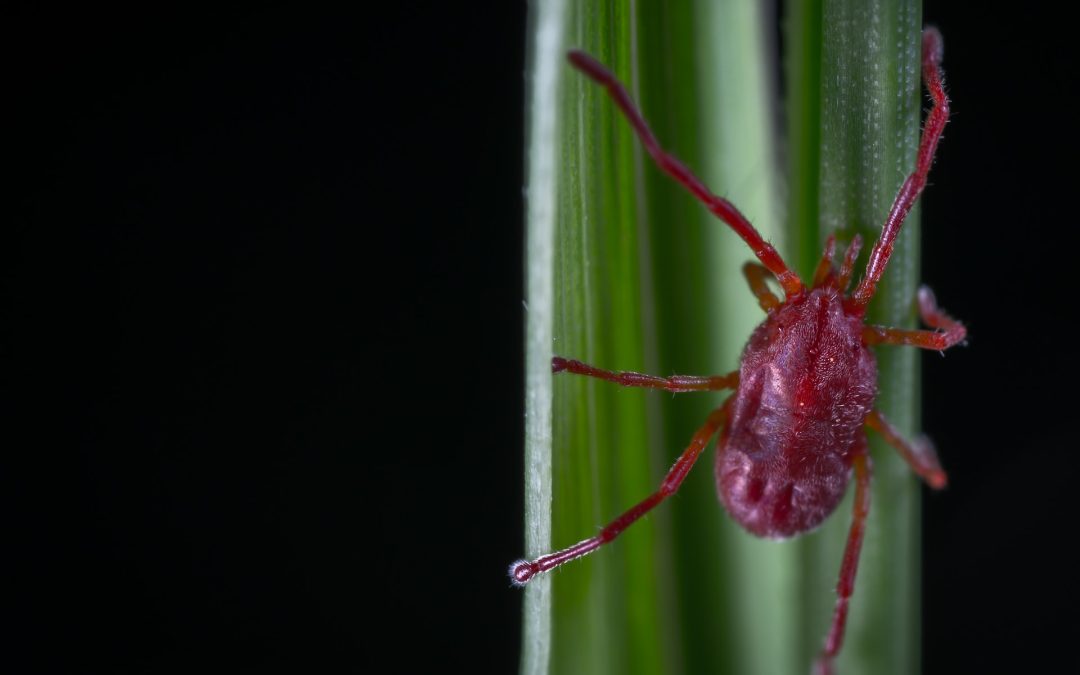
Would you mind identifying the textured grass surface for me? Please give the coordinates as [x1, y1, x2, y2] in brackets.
[522, 1, 924, 673]
[789, 3, 925, 672]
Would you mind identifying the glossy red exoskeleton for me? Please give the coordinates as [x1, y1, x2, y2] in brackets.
[511, 27, 964, 675]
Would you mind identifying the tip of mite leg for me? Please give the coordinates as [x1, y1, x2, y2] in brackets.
[923, 26, 944, 63]
[509, 560, 538, 587]
[917, 284, 937, 310]
[929, 471, 948, 490]
[567, 50, 590, 68]
[955, 324, 969, 344]
[566, 50, 606, 80]
[551, 356, 567, 373]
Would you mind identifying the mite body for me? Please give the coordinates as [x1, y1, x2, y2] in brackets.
[512, 27, 963, 675]
[720, 286, 876, 539]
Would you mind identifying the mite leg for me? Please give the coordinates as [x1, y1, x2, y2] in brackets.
[861, 285, 966, 351]
[743, 262, 781, 313]
[567, 51, 804, 298]
[811, 234, 838, 288]
[835, 234, 863, 292]
[553, 357, 738, 393]
[815, 450, 872, 675]
[916, 285, 966, 340]
[865, 409, 947, 489]
[850, 28, 949, 310]
[861, 326, 961, 350]
[510, 402, 730, 585]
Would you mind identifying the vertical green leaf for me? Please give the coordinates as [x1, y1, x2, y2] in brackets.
[638, 5, 793, 674]
[520, 0, 565, 673]
[788, 2, 924, 673]
[523, 0, 925, 673]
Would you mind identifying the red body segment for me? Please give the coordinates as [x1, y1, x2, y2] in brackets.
[718, 288, 876, 538]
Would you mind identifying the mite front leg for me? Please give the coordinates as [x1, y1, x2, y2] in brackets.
[510, 402, 730, 585]
[815, 450, 872, 675]
[568, 50, 804, 298]
[811, 234, 838, 289]
[835, 234, 863, 293]
[866, 409, 947, 489]
[742, 262, 781, 313]
[553, 357, 738, 393]
[850, 28, 950, 309]
[861, 284, 966, 351]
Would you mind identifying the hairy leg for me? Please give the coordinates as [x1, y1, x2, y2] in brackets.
[866, 409, 946, 489]
[567, 50, 803, 298]
[510, 402, 730, 585]
[552, 357, 738, 393]
[743, 262, 781, 313]
[836, 234, 863, 293]
[811, 234, 838, 289]
[850, 28, 949, 310]
[861, 284, 966, 351]
[815, 449, 872, 675]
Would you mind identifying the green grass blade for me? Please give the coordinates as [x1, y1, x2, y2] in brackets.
[787, 2, 924, 673]
[637, 5, 791, 674]
[524, 0, 926, 673]
[546, 5, 662, 674]
[520, 1, 568, 674]
[523, 1, 786, 673]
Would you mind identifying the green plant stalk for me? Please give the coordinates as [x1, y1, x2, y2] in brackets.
[522, 0, 925, 672]
[788, 1, 924, 673]
[638, 5, 792, 674]
[520, 1, 566, 674]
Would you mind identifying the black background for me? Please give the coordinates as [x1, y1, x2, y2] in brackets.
[5, 3, 1077, 673]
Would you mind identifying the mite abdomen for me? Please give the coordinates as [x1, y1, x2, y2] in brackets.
[716, 425, 853, 539]
[715, 289, 876, 538]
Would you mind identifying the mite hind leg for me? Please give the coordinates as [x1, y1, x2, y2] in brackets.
[553, 357, 738, 393]
[815, 448, 872, 675]
[511, 401, 731, 585]
[861, 285, 967, 351]
[866, 409, 947, 489]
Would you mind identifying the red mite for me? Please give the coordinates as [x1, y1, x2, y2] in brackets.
[512, 27, 963, 675]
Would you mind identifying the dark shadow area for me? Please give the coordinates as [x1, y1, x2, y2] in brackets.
[6, 4, 525, 673]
